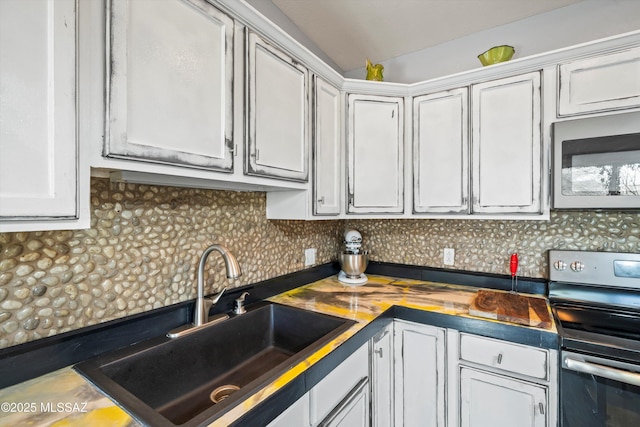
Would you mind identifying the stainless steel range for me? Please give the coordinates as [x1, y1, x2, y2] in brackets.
[548, 250, 640, 427]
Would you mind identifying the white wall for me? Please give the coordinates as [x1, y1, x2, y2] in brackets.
[345, 0, 640, 83]
[244, 0, 343, 72]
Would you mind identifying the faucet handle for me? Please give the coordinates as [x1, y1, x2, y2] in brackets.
[211, 287, 227, 305]
[234, 292, 249, 315]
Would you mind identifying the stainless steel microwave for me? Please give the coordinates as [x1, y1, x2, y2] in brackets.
[553, 111, 640, 209]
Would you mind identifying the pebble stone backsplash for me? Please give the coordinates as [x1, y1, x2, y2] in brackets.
[0, 177, 638, 350]
[0, 178, 343, 349]
[348, 211, 640, 278]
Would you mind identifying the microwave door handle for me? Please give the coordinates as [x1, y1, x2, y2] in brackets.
[564, 357, 640, 387]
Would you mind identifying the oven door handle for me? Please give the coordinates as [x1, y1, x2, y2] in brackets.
[564, 357, 640, 387]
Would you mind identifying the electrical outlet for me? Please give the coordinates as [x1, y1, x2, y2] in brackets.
[304, 248, 316, 266]
[443, 248, 455, 266]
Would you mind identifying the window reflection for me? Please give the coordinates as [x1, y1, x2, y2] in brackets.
[561, 134, 640, 197]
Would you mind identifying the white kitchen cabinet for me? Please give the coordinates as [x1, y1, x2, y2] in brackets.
[317, 378, 369, 427]
[460, 367, 547, 427]
[371, 324, 393, 427]
[454, 332, 556, 427]
[459, 333, 549, 380]
[0, 0, 87, 232]
[413, 88, 469, 214]
[267, 392, 310, 427]
[558, 46, 640, 116]
[471, 71, 542, 214]
[247, 31, 309, 182]
[313, 76, 342, 215]
[310, 343, 369, 426]
[347, 94, 404, 214]
[105, 0, 235, 171]
[394, 320, 446, 427]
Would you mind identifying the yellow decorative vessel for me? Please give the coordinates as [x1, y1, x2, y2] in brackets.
[478, 45, 515, 66]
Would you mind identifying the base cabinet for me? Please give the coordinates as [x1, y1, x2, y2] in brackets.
[460, 367, 547, 427]
[267, 393, 310, 427]
[371, 324, 394, 427]
[394, 320, 446, 427]
[317, 378, 369, 427]
[265, 321, 557, 427]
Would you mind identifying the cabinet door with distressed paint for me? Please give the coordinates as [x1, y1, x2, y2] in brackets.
[347, 94, 404, 214]
[0, 0, 78, 222]
[413, 88, 469, 213]
[313, 76, 341, 215]
[371, 324, 393, 427]
[106, 0, 234, 171]
[460, 367, 547, 427]
[247, 31, 309, 182]
[394, 320, 446, 427]
[558, 46, 640, 116]
[471, 72, 542, 214]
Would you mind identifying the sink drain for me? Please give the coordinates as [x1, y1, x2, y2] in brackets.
[210, 384, 240, 404]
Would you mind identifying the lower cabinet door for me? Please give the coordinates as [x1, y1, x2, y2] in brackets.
[460, 367, 547, 427]
[394, 321, 446, 427]
[318, 378, 369, 427]
[267, 393, 310, 427]
[371, 325, 393, 427]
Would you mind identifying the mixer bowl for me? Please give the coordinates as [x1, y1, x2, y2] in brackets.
[338, 252, 369, 278]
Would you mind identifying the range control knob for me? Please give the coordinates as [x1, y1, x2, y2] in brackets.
[570, 261, 585, 272]
[553, 260, 567, 271]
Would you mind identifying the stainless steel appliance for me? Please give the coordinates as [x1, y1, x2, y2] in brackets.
[552, 111, 640, 209]
[338, 229, 369, 285]
[548, 250, 640, 427]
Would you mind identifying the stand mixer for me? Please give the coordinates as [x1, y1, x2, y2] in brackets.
[338, 229, 369, 285]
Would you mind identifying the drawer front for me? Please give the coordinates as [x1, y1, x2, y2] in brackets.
[459, 334, 548, 380]
[310, 343, 369, 425]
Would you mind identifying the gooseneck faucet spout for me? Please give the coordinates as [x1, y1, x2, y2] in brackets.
[194, 244, 242, 327]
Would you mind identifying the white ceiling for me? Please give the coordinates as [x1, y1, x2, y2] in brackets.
[267, 0, 584, 72]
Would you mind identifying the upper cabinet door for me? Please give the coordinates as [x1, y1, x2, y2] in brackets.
[347, 94, 404, 214]
[313, 76, 342, 215]
[558, 46, 640, 117]
[471, 72, 542, 214]
[413, 88, 469, 214]
[0, 0, 78, 222]
[246, 31, 309, 182]
[106, 0, 234, 171]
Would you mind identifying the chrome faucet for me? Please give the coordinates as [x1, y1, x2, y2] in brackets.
[194, 244, 242, 326]
[167, 244, 241, 339]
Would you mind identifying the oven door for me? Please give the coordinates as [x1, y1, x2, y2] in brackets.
[561, 351, 640, 427]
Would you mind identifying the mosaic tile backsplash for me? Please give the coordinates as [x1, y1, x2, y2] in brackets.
[348, 211, 640, 278]
[0, 177, 638, 349]
[0, 179, 342, 349]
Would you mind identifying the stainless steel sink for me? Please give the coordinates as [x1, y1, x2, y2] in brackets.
[75, 302, 354, 427]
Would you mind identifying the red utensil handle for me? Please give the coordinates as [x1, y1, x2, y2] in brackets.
[510, 253, 518, 277]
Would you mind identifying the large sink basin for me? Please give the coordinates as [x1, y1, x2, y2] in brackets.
[75, 302, 355, 426]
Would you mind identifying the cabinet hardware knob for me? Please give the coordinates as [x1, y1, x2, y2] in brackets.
[538, 402, 545, 415]
[317, 196, 325, 205]
[497, 353, 503, 364]
[374, 348, 383, 358]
